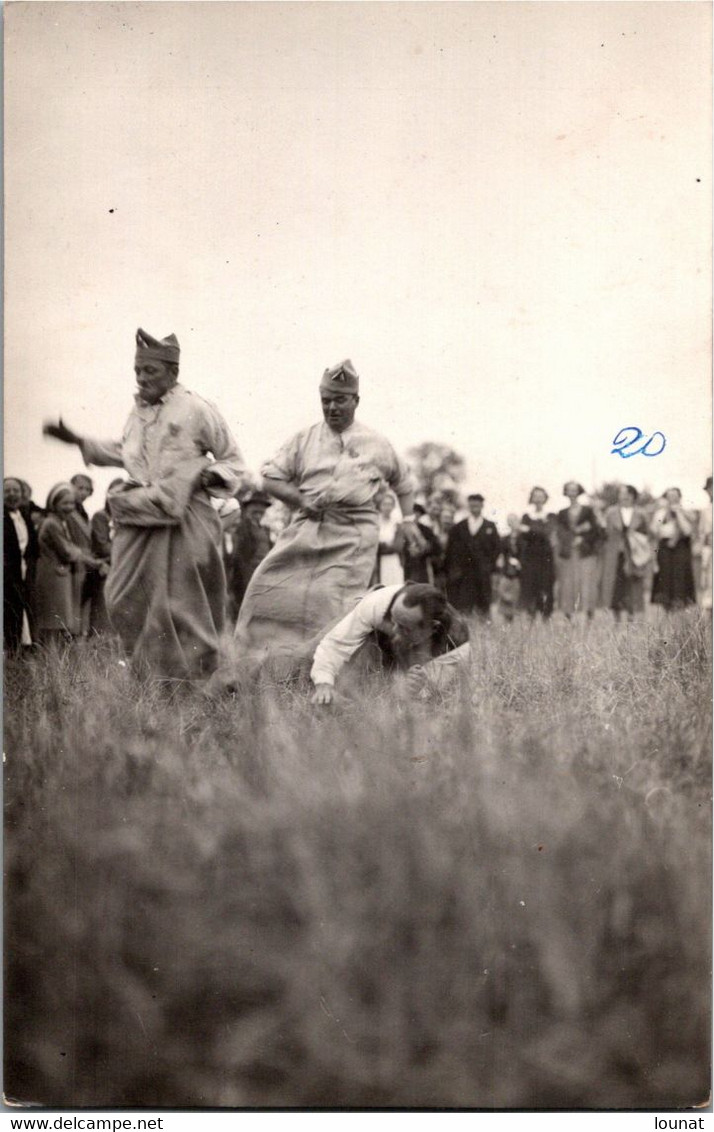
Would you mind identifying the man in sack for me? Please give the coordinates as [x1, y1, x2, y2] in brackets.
[44, 328, 245, 678]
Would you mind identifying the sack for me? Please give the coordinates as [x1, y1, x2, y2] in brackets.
[625, 530, 652, 575]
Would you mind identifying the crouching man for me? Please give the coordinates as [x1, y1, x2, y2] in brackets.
[310, 582, 468, 705]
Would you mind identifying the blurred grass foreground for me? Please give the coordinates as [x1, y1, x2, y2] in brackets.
[4, 609, 712, 1109]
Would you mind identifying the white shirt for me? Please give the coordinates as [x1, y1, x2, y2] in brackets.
[8, 509, 32, 644]
[467, 515, 484, 537]
[311, 584, 403, 686]
[620, 506, 634, 529]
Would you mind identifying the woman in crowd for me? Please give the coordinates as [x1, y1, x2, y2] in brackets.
[554, 482, 602, 619]
[33, 483, 100, 644]
[497, 513, 523, 623]
[402, 502, 442, 585]
[519, 487, 556, 619]
[650, 487, 697, 611]
[4, 477, 39, 651]
[66, 473, 95, 635]
[375, 491, 406, 586]
[600, 484, 651, 621]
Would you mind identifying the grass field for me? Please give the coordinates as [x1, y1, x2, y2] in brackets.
[4, 609, 711, 1109]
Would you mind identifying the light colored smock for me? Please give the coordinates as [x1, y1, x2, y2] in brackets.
[80, 383, 244, 678]
[236, 420, 414, 651]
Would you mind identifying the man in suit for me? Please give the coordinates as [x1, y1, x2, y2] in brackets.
[444, 493, 500, 617]
[4, 477, 39, 651]
[227, 490, 273, 619]
[18, 481, 44, 531]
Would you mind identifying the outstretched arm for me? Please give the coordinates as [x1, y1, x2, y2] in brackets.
[310, 588, 394, 704]
[43, 419, 82, 446]
[44, 418, 124, 468]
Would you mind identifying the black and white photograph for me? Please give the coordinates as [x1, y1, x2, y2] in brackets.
[3, 0, 712, 1115]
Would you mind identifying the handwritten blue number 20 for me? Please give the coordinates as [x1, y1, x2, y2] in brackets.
[611, 426, 666, 459]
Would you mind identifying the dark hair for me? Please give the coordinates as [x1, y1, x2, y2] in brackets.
[467, 493, 484, 503]
[528, 486, 549, 504]
[563, 481, 585, 496]
[664, 486, 682, 500]
[622, 484, 638, 502]
[70, 474, 93, 488]
[401, 583, 468, 655]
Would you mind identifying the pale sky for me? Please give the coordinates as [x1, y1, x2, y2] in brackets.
[4, 1, 712, 522]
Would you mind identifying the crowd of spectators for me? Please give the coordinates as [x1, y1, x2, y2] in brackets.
[4, 472, 711, 654]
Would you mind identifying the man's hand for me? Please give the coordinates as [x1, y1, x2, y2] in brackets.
[405, 665, 429, 697]
[43, 418, 81, 446]
[311, 683, 334, 706]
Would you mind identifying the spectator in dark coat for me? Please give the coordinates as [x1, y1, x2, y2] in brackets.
[519, 486, 556, 620]
[227, 491, 273, 619]
[402, 503, 443, 585]
[444, 493, 500, 617]
[67, 474, 95, 635]
[650, 487, 697, 611]
[88, 478, 125, 634]
[18, 480, 45, 533]
[4, 477, 39, 651]
[421, 492, 445, 546]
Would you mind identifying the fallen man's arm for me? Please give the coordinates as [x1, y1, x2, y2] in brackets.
[310, 588, 399, 703]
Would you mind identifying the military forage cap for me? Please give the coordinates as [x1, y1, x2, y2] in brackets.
[320, 358, 359, 395]
[135, 328, 180, 365]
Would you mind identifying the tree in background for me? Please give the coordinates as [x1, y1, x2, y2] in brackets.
[595, 482, 621, 508]
[594, 482, 656, 513]
[406, 442, 467, 504]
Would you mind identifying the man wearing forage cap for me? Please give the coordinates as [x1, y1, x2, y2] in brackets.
[43, 328, 245, 679]
[235, 359, 420, 651]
